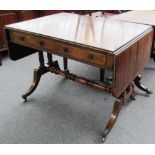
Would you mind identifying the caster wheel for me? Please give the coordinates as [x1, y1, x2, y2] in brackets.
[131, 96, 136, 100]
[22, 95, 27, 102]
[146, 88, 153, 94]
[131, 94, 136, 100]
[102, 136, 106, 143]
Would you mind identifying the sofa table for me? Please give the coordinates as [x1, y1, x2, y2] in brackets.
[5, 13, 153, 142]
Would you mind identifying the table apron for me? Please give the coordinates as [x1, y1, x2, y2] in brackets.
[9, 30, 114, 70]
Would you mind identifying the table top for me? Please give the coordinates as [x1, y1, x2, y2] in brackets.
[6, 12, 151, 53]
[112, 10, 155, 26]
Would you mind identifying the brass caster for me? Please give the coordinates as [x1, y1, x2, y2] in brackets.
[146, 88, 153, 94]
[131, 96, 136, 100]
[102, 136, 106, 143]
[134, 75, 153, 95]
[22, 95, 27, 102]
[101, 128, 108, 143]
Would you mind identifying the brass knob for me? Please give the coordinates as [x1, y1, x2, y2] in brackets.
[20, 36, 25, 41]
[64, 47, 68, 52]
[88, 54, 94, 59]
[39, 41, 44, 46]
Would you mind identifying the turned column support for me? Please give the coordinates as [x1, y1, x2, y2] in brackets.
[22, 58, 112, 102]
[47, 53, 53, 66]
[100, 68, 105, 82]
[38, 51, 45, 68]
[63, 57, 68, 72]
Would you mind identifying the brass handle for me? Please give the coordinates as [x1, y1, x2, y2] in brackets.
[88, 54, 94, 60]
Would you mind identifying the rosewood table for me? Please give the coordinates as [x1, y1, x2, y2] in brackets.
[112, 10, 155, 61]
[5, 13, 153, 142]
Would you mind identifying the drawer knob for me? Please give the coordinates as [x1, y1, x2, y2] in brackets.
[20, 36, 25, 41]
[39, 41, 44, 46]
[63, 47, 68, 52]
[88, 54, 94, 59]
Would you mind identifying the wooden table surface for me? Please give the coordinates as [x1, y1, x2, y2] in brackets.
[112, 10, 155, 26]
[6, 12, 151, 53]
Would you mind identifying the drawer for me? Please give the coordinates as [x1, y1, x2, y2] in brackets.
[10, 30, 52, 50]
[10, 30, 113, 69]
[52, 41, 113, 69]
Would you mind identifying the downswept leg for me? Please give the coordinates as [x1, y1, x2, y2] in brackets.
[22, 67, 48, 102]
[101, 97, 123, 142]
[22, 52, 61, 102]
[101, 83, 136, 142]
[22, 51, 48, 102]
[134, 75, 153, 94]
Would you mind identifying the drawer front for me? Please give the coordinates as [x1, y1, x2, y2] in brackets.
[10, 30, 52, 50]
[52, 41, 113, 69]
[10, 30, 113, 69]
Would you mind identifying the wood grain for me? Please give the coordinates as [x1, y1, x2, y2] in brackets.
[6, 13, 152, 52]
[112, 29, 153, 97]
[9, 30, 113, 69]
